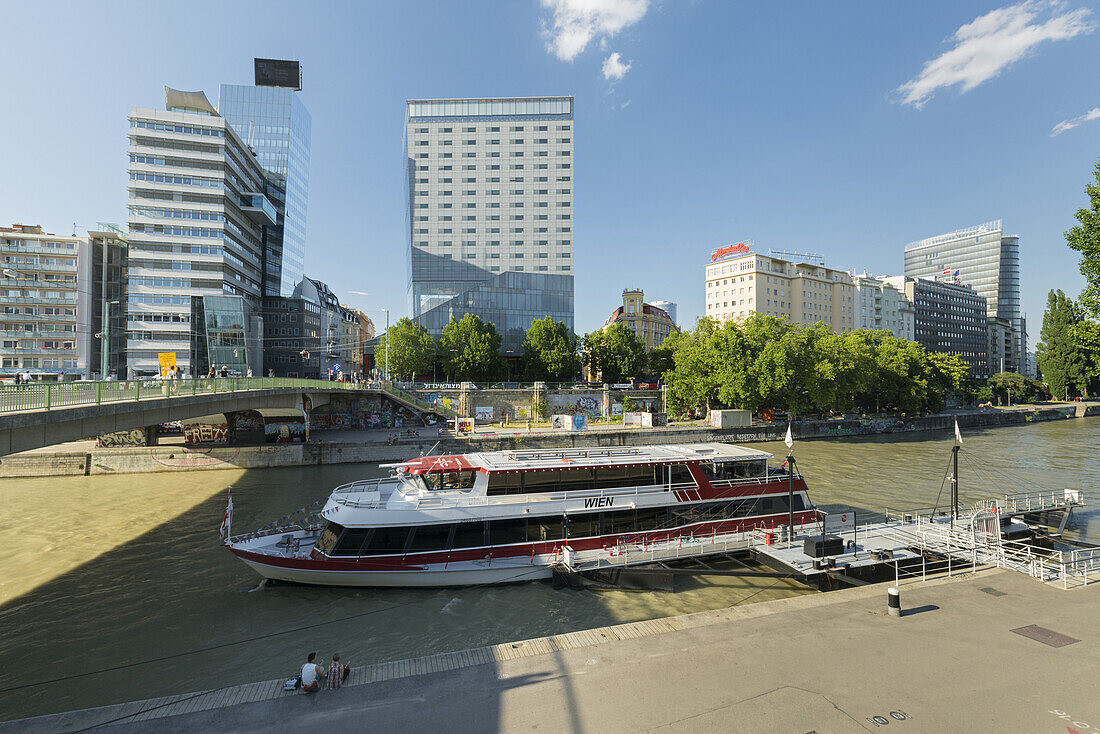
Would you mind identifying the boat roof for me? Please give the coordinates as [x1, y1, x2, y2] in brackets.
[398, 443, 773, 475]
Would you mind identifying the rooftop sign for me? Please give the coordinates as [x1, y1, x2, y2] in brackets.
[711, 242, 752, 262]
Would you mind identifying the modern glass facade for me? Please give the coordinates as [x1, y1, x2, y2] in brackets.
[219, 83, 312, 298]
[191, 294, 262, 376]
[405, 97, 575, 349]
[904, 220, 1026, 373]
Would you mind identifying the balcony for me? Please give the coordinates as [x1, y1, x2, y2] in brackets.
[240, 193, 278, 226]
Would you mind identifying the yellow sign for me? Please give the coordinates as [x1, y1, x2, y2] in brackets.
[158, 352, 177, 377]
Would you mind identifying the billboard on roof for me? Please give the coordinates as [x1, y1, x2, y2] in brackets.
[254, 58, 302, 90]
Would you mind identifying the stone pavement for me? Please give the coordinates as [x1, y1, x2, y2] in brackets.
[6, 567, 1098, 733]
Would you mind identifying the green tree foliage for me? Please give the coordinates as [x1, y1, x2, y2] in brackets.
[582, 323, 646, 384]
[438, 314, 504, 382]
[1072, 320, 1100, 397]
[988, 371, 1048, 405]
[522, 316, 580, 382]
[378, 318, 434, 380]
[660, 314, 965, 415]
[1036, 289, 1089, 399]
[1067, 159, 1100, 319]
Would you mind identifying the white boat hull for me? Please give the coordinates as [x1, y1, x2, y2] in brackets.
[239, 555, 554, 587]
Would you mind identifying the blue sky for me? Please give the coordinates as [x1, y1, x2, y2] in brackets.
[2, 0, 1098, 339]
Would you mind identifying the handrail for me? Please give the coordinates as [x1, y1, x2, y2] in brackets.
[0, 377, 438, 416]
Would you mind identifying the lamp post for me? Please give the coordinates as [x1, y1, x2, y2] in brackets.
[381, 308, 390, 381]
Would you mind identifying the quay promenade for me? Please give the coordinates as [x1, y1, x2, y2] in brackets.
[7, 568, 1098, 733]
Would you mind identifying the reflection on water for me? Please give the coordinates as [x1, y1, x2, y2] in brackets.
[0, 419, 1096, 721]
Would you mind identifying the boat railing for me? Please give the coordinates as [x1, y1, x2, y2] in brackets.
[331, 478, 393, 508]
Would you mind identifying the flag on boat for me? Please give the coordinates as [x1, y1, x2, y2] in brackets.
[784, 422, 793, 448]
[219, 490, 233, 540]
[954, 419, 963, 445]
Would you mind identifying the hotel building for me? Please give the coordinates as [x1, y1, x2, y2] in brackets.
[704, 247, 856, 332]
[850, 272, 915, 340]
[405, 97, 575, 349]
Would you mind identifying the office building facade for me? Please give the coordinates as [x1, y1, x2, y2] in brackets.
[219, 71, 311, 298]
[405, 97, 575, 349]
[86, 225, 129, 379]
[704, 248, 856, 332]
[903, 220, 1025, 373]
[884, 276, 989, 377]
[127, 87, 276, 376]
[604, 289, 677, 350]
[0, 224, 83, 379]
[850, 272, 914, 340]
[646, 299, 677, 327]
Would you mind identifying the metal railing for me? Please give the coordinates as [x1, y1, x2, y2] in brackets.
[0, 377, 410, 415]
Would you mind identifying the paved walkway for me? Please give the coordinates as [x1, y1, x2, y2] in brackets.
[6, 568, 1098, 733]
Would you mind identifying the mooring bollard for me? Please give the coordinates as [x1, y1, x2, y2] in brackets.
[887, 586, 901, 618]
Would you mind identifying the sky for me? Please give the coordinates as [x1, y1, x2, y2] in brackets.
[2, 0, 1099, 341]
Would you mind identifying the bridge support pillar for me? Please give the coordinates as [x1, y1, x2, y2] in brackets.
[460, 382, 473, 417]
[533, 382, 546, 421]
[144, 425, 160, 446]
[602, 384, 611, 419]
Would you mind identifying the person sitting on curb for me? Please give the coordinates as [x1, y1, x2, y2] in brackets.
[300, 652, 325, 693]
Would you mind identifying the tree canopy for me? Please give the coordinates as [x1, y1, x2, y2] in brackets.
[522, 316, 580, 381]
[1036, 289, 1089, 399]
[378, 317, 434, 380]
[582, 323, 646, 384]
[438, 313, 504, 382]
[1067, 159, 1100, 319]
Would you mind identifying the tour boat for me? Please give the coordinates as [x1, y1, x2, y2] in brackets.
[225, 443, 819, 587]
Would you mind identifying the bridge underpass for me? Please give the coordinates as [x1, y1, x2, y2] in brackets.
[0, 379, 451, 457]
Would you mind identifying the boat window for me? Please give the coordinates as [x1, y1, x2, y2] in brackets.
[669, 464, 696, 487]
[407, 524, 454, 552]
[361, 526, 413, 555]
[523, 470, 561, 493]
[489, 518, 527, 545]
[603, 509, 636, 534]
[423, 471, 477, 491]
[529, 516, 563, 541]
[331, 527, 372, 556]
[452, 521, 487, 549]
[566, 512, 600, 538]
[559, 468, 596, 491]
[593, 466, 658, 490]
[315, 522, 344, 554]
[487, 472, 522, 495]
[636, 508, 669, 531]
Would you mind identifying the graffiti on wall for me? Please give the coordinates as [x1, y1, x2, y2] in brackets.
[549, 394, 601, 417]
[98, 429, 148, 447]
[232, 410, 264, 432]
[265, 421, 308, 443]
[184, 423, 229, 445]
[310, 394, 426, 431]
[428, 393, 458, 413]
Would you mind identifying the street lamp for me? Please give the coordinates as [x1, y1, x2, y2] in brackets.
[380, 307, 389, 381]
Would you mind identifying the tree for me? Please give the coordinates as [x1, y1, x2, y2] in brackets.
[582, 323, 645, 384]
[1067, 159, 1100, 319]
[1073, 320, 1100, 397]
[1036, 289, 1088, 400]
[927, 352, 971, 396]
[377, 318, 434, 381]
[522, 316, 580, 382]
[438, 314, 504, 382]
[988, 371, 1047, 405]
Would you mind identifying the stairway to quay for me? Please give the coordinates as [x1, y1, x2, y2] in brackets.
[6, 568, 1098, 733]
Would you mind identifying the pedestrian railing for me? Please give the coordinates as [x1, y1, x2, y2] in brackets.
[0, 377, 396, 415]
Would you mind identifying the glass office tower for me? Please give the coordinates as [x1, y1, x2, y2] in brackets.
[219, 83, 312, 298]
[903, 220, 1025, 373]
[405, 97, 575, 349]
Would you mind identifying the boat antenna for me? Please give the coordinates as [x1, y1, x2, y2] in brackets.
[421, 440, 441, 457]
[951, 420, 962, 527]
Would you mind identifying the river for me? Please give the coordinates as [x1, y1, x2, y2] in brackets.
[0, 419, 1097, 721]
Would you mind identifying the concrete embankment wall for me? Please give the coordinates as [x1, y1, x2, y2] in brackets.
[1, 404, 1096, 479]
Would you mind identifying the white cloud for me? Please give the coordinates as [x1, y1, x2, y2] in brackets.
[1051, 106, 1100, 135]
[347, 290, 371, 297]
[602, 52, 632, 80]
[896, 1, 1094, 109]
[540, 0, 649, 62]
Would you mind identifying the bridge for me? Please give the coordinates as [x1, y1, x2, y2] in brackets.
[0, 378, 452, 457]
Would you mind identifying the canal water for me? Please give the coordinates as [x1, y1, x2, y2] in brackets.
[0, 419, 1097, 721]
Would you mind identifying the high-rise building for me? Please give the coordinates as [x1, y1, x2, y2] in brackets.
[704, 247, 856, 332]
[850, 272, 914, 340]
[883, 276, 989, 377]
[0, 224, 83, 380]
[405, 97, 575, 349]
[219, 60, 312, 298]
[127, 87, 276, 376]
[604, 289, 677, 351]
[903, 220, 1026, 373]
